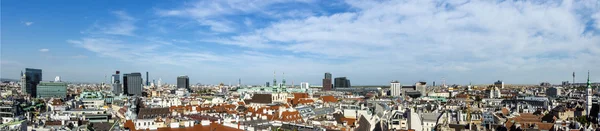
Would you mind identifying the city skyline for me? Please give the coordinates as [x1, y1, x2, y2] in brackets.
[2, 0, 600, 85]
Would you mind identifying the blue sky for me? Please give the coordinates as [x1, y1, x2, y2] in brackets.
[2, 0, 600, 85]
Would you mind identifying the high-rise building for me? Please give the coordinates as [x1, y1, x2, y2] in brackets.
[23, 68, 42, 97]
[124, 73, 143, 96]
[334, 77, 351, 88]
[390, 81, 401, 97]
[36, 82, 67, 98]
[146, 72, 149, 86]
[323, 72, 332, 90]
[300, 82, 310, 89]
[112, 71, 122, 95]
[177, 76, 190, 91]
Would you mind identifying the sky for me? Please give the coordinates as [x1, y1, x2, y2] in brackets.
[1, 0, 600, 85]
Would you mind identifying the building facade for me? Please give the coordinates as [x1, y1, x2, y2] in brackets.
[112, 71, 122, 95]
[546, 87, 562, 98]
[334, 77, 351, 88]
[390, 81, 401, 97]
[177, 76, 190, 91]
[300, 82, 310, 89]
[23, 68, 42, 97]
[124, 73, 143, 96]
[36, 82, 67, 98]
[323, 72, 332, 91]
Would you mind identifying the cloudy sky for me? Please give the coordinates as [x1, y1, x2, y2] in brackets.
[2, 0, 600, 85]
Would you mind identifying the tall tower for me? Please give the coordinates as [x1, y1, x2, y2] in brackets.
[587, 71, 592, 116]
[323, 72, 332, 91]
[20, 71, 25, 94]
[282, 72, 286, 86]
[573, 72, 576, 86]
[146, 72, 149, 86]
[273, 71, 277, 87]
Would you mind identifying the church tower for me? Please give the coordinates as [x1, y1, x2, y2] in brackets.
[273, 71, 277, 87]
[282, 72, 287, 92]
[587, 71, 592, 116]
[282, 72, 286, 86]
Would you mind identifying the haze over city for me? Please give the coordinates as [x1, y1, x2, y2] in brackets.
[2, 0, 600, 85]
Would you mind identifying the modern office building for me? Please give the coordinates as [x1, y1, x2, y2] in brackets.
[124, 73, 143, 96]
[390, 81, 402, 97]
[334, 77, 351, 88]
[36, 82, 67, 98]
[177, 76, 190, 91]
[323, 72, 332, 90]
[300, 82, 310, 89]
[112, 71, 122, 95]
[146, 72, 149, 86]
[23, 68, 42, 97]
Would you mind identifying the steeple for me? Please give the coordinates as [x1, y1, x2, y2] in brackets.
[587, 70, 592, 119]
[587, 71, 591, 89]
[282, 72, 286, 86]
[273, 71, 277, 87]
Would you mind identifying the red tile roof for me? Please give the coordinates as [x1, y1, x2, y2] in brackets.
[321, 96, 337, 103]
[124, 119, 242, 131]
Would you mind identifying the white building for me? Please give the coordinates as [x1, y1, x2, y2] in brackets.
[390, 81, 401, 97]
[54, 76, 61, 82]
[300, 82, 310, 89]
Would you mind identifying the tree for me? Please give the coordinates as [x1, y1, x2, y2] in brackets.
[576, 115, 588, 126]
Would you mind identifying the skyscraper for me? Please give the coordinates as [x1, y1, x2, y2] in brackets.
[146, 72, 149, 86]
[177, 76, 190, 91]
[112, 71, 122, 95]
[23, 68, 42, 97]
[334, 77, 351, 88]
[323, 72, 332, 91]
[390, 81, 401, 97]
[124, 73, 143, 96]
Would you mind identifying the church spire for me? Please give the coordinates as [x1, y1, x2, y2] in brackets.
[282, 72, 286, 86]
[273, 71, 277, 87]
[588, 71, 591, 89]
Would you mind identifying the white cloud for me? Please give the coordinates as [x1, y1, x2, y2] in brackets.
[101, 11, 137, 36]
[593, 12, 600, 30]
[156, 0, 315, 32]
[24, 22, 34, 26]
[68, 37, 229, 67]
[79, 11, 137, 36]
[68, 0, 600, 84]
[39, 48, 49, 52]
[208, 0, 600, 83]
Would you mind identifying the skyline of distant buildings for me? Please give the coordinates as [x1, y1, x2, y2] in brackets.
[8, 68, 600, 88]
